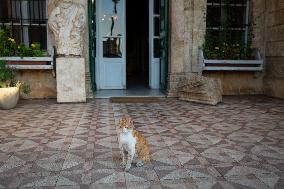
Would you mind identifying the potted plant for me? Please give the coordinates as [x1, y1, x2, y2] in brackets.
[0, 27, 53, 67]
[0, 60, 30, 109]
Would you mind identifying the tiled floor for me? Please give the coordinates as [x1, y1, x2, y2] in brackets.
[0, 96, 284, 189]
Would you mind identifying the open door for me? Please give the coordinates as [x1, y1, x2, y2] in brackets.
[96, 0, 126, 89]
[159, 0, 169, 90]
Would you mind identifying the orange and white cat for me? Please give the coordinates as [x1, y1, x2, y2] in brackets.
[118, 117, 150, 171]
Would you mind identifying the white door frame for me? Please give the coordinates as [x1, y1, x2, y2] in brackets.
[95, 0, 160, 90]
[149, 0, 160, 89]
[96, 0, 126, 89]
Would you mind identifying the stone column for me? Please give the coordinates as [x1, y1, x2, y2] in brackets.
[167, 0, 186, 97]
[48, 0, 87, 102]
[167, 0, 222, 105]
[167, 0, 207, 97]
[262, 0, 284, 99]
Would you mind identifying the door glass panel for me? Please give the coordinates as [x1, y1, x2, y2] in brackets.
[103, 37, 122, 57]
[101, 0, 123, 37]
[154, 0, 160, 14]
[154, 17, 160, 36]
[154, 38, 160, 58]
[101, 0, 123, 58]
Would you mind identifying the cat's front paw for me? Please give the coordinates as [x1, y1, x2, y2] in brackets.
[120, 161, 126, 167]
[125, 164, 131, 172]
[136, 161, 144, 167]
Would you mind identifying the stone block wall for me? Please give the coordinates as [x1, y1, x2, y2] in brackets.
[47, 0, 92, 98]
[16, 0, 283, 99]
[12, 0, 90, 99]
[167, 0, 265, 96]
[168, 0, 207, 96]
[263, 0, 284, 99]
[16, 70, 56, 98]
[203, 72, 263, 95]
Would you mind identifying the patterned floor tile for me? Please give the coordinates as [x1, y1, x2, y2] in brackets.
[0, 96, 283, 188]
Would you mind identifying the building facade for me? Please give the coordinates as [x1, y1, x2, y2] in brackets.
[0, 0, 283, 100]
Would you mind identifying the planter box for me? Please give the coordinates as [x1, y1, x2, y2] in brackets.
[0, 57, 54, 70]
[198, 48, 264, 72]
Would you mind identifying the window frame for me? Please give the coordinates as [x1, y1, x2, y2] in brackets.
[206, 0, 250, 45]
[0, 0, 48, 50]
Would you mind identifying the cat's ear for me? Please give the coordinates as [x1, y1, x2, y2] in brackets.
[129, 120, 134, 128]
[118, 118, 124, 127]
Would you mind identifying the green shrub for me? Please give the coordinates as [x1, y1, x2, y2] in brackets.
[0, 27, 44, 57]
[0, 60, 30, 94]
[0, 60, 15, 87]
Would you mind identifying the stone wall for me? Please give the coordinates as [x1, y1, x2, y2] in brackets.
[18, 0, 283, 99]
[16, 70, 56, 98]
[168, 0, 206, 96]
[263, 0, 284, 99]
[203, 72, 263, 95]
[202, 0, 284, 98]
[168, 0, 265, 97]
[14, 0, 90, 99]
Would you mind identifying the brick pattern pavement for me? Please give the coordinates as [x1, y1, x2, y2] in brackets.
[0, 96, 283, 188]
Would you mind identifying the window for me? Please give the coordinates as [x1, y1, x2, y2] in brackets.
[206, 0, 249, 45]
[0, 0, 47, 50]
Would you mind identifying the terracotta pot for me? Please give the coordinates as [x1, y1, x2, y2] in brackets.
[0, 87, 20, 109]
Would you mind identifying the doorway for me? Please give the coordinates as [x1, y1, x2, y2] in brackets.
[126, 0, 149, 89]
[92, 0, 167, 91]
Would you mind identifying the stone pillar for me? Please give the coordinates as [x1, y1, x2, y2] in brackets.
[48, 0, 87, 102]
[56, 58, 86, 102]
[167, 0, 207, 97]
[262, 0, 284, 99]
[167, 0, 185, 97]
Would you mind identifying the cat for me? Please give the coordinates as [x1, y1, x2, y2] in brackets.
[118, 117, 150, 171]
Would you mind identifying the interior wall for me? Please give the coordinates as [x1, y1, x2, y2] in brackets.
[126, 0, 149, 86]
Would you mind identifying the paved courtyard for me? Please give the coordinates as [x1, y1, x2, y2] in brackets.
[0, 96, 283, 189]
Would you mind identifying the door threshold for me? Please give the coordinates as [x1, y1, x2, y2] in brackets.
[94, 89, 166, 99]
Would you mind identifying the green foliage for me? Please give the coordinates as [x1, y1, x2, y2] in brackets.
[0, 27, 44, 57]
[202, 34, 253, 60]
[0, 60, 30, 94]
[0, 60, 15, 87]
[21, 81, 31, 94]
